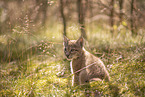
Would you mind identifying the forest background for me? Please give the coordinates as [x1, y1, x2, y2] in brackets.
[0, 0, 145, 96]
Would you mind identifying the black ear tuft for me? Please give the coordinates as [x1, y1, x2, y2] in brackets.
[63, 35, 70, 46]
[77, 36, 84, 48]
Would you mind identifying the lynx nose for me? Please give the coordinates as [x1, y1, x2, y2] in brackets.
[65, 52, 70, 58]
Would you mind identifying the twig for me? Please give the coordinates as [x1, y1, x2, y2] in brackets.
[66, 61, 98, 78]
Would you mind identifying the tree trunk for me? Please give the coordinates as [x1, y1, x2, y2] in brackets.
[119, 0, 124, 23]
[77, 0, 87, 39]
[41, 0, 48, 27]
[130, 0, 134, 34]
[34, 0, 48, 26]
[60, 0, 67, 36]
[110, 0, 114, 34]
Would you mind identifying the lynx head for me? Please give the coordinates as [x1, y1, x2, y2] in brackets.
[63, 36, 84, 59]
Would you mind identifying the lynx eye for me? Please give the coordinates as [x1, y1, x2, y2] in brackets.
[70, 49, 78, 52]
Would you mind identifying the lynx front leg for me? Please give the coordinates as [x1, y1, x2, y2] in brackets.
[72, 74, 79, 86]
[79, 70, 89, 85]
[79, 70, 91, 97]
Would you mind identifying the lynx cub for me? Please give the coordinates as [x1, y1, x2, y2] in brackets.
[63, 36, 110, 86]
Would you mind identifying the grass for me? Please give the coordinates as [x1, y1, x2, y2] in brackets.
[0, 22, 145, 97]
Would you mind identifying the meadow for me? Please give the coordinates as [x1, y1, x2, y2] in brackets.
[0, 22, 145, 97]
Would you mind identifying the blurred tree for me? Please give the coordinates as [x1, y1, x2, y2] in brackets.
[110, 0, 115, 34]
[60, 0, 67, 36]
[0, 7, 2, 34]
[77, 0, 87, 39]
[0, 1, 9, 34]
[119, 0, 124, 23]
[41, 0, 48, 26]
[130, 0, 135, 34]
[35, 0, 48, 26]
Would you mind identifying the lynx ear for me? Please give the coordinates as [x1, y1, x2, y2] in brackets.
[63, 35, 70, 46]
[77, 36, 84, 48]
